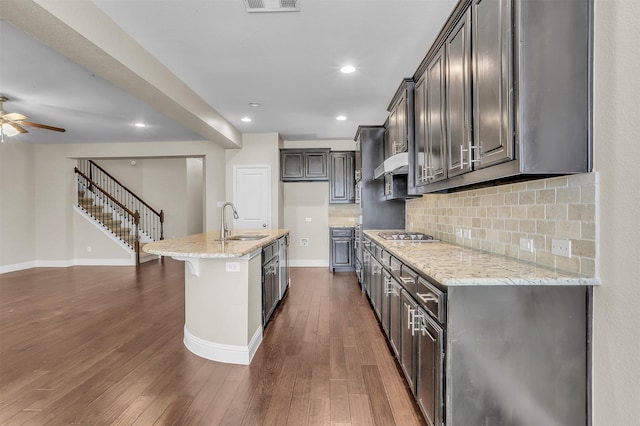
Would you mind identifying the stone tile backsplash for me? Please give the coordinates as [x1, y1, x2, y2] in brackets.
[406, 173, 598, 276]
[329, 203, 358, 219]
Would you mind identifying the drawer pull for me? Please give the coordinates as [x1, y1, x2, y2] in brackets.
[417, 292, 438, 304]
[399, 276, 415, 285]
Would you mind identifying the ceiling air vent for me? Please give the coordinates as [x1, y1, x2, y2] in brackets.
[244, 0, 300, 13]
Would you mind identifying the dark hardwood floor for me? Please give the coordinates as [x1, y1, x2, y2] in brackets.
[0, 259, 425, 425]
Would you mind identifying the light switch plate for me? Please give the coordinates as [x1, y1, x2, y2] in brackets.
[519, 238, 534, 253]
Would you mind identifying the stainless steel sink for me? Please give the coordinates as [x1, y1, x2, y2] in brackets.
[227, 234, 268, 241]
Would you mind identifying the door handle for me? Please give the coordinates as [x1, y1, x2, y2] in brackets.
[263, 223, 267, 228]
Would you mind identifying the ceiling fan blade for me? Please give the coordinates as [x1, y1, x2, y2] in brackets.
[3, 121, 29, 134]
[2, 112, 28, 121]
[18, 121, 66, 132]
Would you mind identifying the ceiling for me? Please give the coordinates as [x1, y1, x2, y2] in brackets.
[0, 0, 457, 146]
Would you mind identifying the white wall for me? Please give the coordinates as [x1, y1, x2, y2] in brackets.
[0, 142, 35, 269]
[186, 157, 204, 235]
[0, 139, 225, 270]
[592, 0, 640, 423]
[142, 158, 188, 239]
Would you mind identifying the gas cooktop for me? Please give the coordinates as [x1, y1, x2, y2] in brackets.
[376, 231, 437, 242]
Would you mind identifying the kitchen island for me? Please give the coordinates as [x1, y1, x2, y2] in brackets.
[143, 229, 289, 365]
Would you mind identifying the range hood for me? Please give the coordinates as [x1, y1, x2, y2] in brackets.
[374, 152, 409, 179]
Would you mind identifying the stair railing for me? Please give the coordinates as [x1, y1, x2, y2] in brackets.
[75, 167, 142, 265]
[76, 159, 164, 243]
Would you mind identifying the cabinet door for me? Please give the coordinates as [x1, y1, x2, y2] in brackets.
[305, 151, 329, 180]
[329, 152, 355, 204]
[396, 92, 408, 153]
[346, 152, 355, 202]
[425, 46, 447, 183]
[389, 279, 402, 358]
[381, 270, 393, 336]
[385, 114, 395, 160]
[331, 238, 353, 269]
[401, 290, 418, 393]
[446, 9, 472, 178]
[281, 151, 304, 180]
[414, 75, 428, 187]
[416, 309, 444, 426]
[370, 257, 382, 320]
[472, 0, 513, 168]
[363, 250, 371, 296]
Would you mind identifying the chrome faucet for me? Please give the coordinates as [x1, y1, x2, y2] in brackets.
[220, 202, 239, 241]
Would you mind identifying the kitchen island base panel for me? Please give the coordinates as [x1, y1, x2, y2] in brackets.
[183, 325, 262, 365]
[183, 251, 263, 364]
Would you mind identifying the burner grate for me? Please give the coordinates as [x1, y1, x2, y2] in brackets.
[376, 231, 435, 241]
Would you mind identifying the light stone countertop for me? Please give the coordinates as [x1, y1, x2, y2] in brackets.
[365, 230, 600, 287]
[143, 229, 289, 259]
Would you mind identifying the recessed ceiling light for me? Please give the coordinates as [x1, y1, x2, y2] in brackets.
[340, 65, 356, 74]
[241, 117, 252, 122]
[133, 122, 147, 128]
[336, 115, 347, 121]
[249, 102, 261, 107]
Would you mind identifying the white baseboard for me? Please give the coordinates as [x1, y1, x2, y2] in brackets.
[183, 325, 263, 365]
[0, 261, 38, 274]
[289, 259, 329, 267]
[1, 258, 135, 274]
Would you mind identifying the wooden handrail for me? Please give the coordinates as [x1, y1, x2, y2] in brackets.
[75, 167, 139, 224]
[87, 160, 162, 217]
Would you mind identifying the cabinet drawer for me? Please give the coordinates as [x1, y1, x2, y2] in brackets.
[330, 227, 354, 238]
[398, 264, 418, 299]
[416, 276, 446, 323]
[262, 242, 278, 263]
[374, 244, 384, 262]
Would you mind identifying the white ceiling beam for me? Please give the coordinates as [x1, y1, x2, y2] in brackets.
[0, 0, 242, 149]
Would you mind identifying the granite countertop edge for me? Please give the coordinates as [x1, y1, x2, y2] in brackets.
[364, 230, 600, 287]
[143, 229, 290, 259]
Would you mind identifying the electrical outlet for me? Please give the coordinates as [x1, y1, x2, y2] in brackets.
[305, 217, 312, 222]
[87, 245, 92, 253]
[300, 237, 309, 247]
[463, 229, 472, 239]
[216, 201, 225, 208]
[225, 262, 240, 272]
[552, 239, 572, 258]
[455, 228, 463, 238]
[519, 238, 534, 253]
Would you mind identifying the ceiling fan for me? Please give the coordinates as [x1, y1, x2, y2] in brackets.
[0, 96, 66, 141]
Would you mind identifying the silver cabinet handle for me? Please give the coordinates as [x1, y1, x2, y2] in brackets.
[417, 292, 438, 304]
[411, 311, 423, 335]
[399, 276, 415, 285]
[470, 140, 481, 164]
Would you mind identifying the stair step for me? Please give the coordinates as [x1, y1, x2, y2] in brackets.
[91, 212, 113, 219]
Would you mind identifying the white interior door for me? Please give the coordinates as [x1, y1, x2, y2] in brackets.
[233, 165, 271, 230]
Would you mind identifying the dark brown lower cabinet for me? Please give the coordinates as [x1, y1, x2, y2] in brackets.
[329, 227, 354, 272]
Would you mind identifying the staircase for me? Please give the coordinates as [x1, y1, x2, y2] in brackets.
[74, 160, 164, 266]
